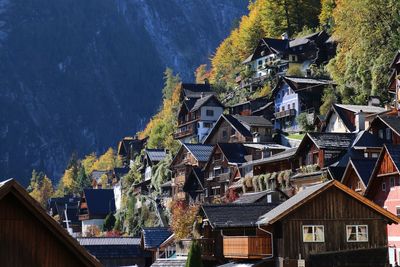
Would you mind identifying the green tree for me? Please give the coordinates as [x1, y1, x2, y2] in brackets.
[29, 174, 54, 208]
[82, 153, 97, 176]
[320, 86, 337, 115]
[162, 68, 181, 100]
[76, 165, 91, 192]
[185, 241, 204, 267]
[296, 112, 314, 132]
[103, 213, 116, 232]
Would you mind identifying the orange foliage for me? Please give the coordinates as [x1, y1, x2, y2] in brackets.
[170, 200, 199, 240]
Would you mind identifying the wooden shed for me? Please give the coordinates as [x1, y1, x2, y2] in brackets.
[0, 179, 101, 267]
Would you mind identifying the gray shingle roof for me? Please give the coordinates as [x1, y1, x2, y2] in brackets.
[142, 227, 172, 249]
[257, 181, 332, 225]
[224, 115, 252, 138]
[233, 191, 269, 204]
[241, 147, 297, 167]
[202, 203, 278, 228]
[146, 149, 167, 163]
[307, 132, 356, 149]
[284, 76, 332, 85]
[335, 104, 385, 114]
[190, 94, 223, 112]
[234, 115, 273, 127]
[151, 259, 187, 267]
[77, 237, 141, 246]
[183, 143, 214, 162]
[181, 83, 214, 99]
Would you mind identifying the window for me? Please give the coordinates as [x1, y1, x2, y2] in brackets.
[222, 130, 227, 139]
[378, 129, 384, 139]
[292, 103, 295, 110]
[382, 182, 386, 192]
[391, 177, 395, 188]
[203, 122, 212, 128]
[206, 110, 214, 116]
[396, 207, 400, 217]
[287, 104, 290, 110]
[364, 152, 369, 158]
[258, 60, 262, 65]
[302, 225, 324, 242]
[371, 153, 379, 158]
[386, 128, 392, 141]
[282, 106, 285, 112]
[346, 225, 368, 242]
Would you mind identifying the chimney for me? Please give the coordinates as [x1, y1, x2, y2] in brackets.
[355, 111, 366, 131]
[281, 32, 289, 40]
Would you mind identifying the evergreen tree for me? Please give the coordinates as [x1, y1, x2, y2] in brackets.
[162, 68, 181, 100]
[185, 241, 203, 267]
[76, 165, 91, 192]
[102, 213, 116, 232]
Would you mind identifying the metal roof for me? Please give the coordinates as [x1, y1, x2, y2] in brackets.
[257, 181, 331, 224]
[146, 149, 167, 163]
[142, 227, 172, 249]
[77, 237, 141, 246]
[182, 143, 214, 162]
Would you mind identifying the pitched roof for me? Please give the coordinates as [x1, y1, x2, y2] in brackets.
[77, 237, 141, 246]
[257, 180, 399, 225]
[378, 115, 400, 136]
[335, 104, 385, 114]
[91, 170, 111, 183]
[0, 179, 101, 266]
[306, 132, 356, 149]
[182, 143, 214, 162]
[113, 167, 130, 179]
[223, 115, 252, 138]
[233, 190, 287, 204]
[142, 227, 173, 249]
[289, 31, 322, 47]
[151, 259, 187, 267]
[241, 147, 297, 167]
[272, 76, 332, 96]
[202, 203, 279, 228]
[83, 189, 116, 217]
[190, 94, 223, 112]
[242, 38, 289, 63]
[181, 83, 214, 99]
[352, 130, 383, 148]
[146, 149, 167, 163]
[343, 158, 378, 186]
[385, 144, 400, 171]
[217, 143, 247, 164]
[234, 115, 273, 128]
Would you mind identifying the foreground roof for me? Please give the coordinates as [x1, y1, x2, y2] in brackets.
[202, 203, 278, 228]
[257, 180, 399, 225]
[0, 179, 101, 266]
[142, 227, 172, 249]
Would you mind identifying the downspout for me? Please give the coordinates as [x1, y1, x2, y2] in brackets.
[257, 223, 274, 260]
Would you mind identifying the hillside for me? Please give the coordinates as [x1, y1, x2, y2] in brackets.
[0, 0, 248, 185]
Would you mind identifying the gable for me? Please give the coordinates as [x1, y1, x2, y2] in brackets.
[0, 185, 100, 267]
[377, 149, 399, 176]
[170, 146, 198, 167]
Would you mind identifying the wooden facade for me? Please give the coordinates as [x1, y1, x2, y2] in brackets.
[0, 179, 101, 267]
[341, 163, 366, 195]
[370, 116, 400, 145]
[205, 118, 250, 144]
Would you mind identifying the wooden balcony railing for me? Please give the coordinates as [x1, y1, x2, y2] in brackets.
[173, 125, 197, 139]
[223, 236, 272, 259]
[274, 109, 296, 119]
[176, 239, 215, 258]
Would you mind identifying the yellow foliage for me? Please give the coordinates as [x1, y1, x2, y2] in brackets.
[92, 148, 121, 171]
[82, 153, 97, 176]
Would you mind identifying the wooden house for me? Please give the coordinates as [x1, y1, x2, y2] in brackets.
[295, 132, 356, 169]
[0, 179, 101, 267]
[256, 180, 398, 267]
[228, 96, 274, 120]
[170, 143, 213, 202]
[79, 189, 116, 236]
[203, 114, 273, 145]
[47, 195, 81, 234]
[272, 76, 333, 132]
[202, 143, 247, 203]
[78, 237, 151, 267]
[142, 149, 167, 181]
[341, 158, 377, 195]
[369, 115, 400, 145]
[323, 104, 385, 133]
[117, 136, 146, 167]
[365, 144, 400, 265]
[174, 94, 224, 143]
[141, 227, 173, 263]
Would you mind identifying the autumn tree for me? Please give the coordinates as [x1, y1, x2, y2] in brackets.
[29, 172, 54, 208]
[93, 147, 122, 171]
[194, 64, 210, 83]
[170, 201, 199, 240]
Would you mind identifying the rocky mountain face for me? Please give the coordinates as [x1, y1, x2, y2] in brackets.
[0, 0, 247, 185]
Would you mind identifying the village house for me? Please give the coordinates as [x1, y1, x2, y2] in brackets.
[170, 143, 213, 202]
[203, 114, 273, 145]
[47, 195, 81, 234]
[0, 179, 101, 267]
[323, 104, 386, 133]
[179, 82, 215, 101]
[78, 188, 116, 236]
[91, 170, 113, 189]
[369, 115, 400, 145]
[141, 149, 167, 181]
[117, 136, 147, 167]
[365, 144, 400, 265]
[191, 180, 398, 267]
[228, 95, 274, 120]
[238, 31, 334, 90]
[141, 227, 173, 264]
[272, 76, 333, 132]
[174, 94, 224, 143]
[341, 158, 377, 195]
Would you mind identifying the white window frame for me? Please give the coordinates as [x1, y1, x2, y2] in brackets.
[346, 225, 368, 242]
[302, 225, 325, 243]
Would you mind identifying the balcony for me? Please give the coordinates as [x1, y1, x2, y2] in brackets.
[223, 236, 272, 259]
[174, 124, 197, 139]
[274, 109, 296, 119]
[176, 239, 215, 258]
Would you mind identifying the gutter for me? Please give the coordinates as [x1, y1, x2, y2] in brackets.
[257, 223, 274, 260]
